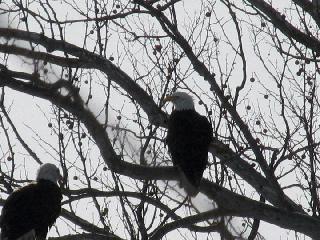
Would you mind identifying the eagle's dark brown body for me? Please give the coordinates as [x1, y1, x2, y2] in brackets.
[0, 179, 62, 240]
[167, 109, 213, 195]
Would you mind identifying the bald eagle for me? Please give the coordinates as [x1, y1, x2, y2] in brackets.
[0, 163, 62, 240]
[165, 92, 213, 196]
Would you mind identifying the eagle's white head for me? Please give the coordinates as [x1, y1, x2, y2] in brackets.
[164, 92, 194, 111]
[36, 163, 62, 185]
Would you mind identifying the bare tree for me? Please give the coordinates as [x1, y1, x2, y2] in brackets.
[1, 0, 320, 239]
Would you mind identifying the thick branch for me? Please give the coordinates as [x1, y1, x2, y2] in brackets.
[147, 179, 320, 240]
[201, 180, 320, 239]
[0, 44, 89, 68]
[0, 28, 167, 127]
[0, 69, 176, 180]
[209, 142, 303, 213]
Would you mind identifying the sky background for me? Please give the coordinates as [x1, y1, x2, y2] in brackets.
[0, 0, 315, 239]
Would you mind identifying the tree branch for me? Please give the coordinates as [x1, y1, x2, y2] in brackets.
[134, 0, 300, 212]
[245, 0, 320, 53]
[0, 28, 167, 127]
[201, 180, 320, 239]
[0, 66, 302, 213]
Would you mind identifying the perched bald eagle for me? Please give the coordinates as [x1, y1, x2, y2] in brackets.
[0, 163, 62, 240]
[165, 92, 213, 196]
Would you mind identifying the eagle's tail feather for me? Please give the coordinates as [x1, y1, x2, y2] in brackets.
[177, 167, 199, 197]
